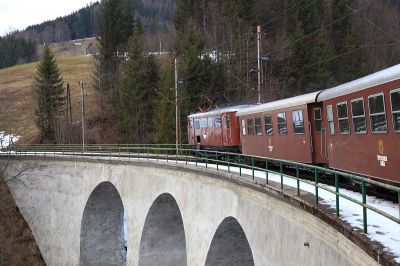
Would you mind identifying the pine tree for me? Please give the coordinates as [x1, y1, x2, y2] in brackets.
[116, 22, 159, 143]
[154, 59, 175, 144]
[94, 0, 133, 115]
[331, 0, 365, 83]
[33, 46, 65, 143]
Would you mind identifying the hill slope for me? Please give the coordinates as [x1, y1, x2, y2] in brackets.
[0, 56, 97, 143]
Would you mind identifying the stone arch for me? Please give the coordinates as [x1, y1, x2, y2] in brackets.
[139, 193, 187, 266]
[80, 181, 126, 265]
[205, 216, 254, 266]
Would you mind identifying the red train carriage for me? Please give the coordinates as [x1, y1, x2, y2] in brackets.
[187, 106, 251, 152]
[236, 92, 325, 164]
[317, 65, 400, 184]
[186, 64, 400, 185]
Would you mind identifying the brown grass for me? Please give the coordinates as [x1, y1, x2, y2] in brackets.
[0, 56, 98, 143]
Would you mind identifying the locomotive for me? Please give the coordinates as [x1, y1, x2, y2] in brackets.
[187, 64, 400, 185]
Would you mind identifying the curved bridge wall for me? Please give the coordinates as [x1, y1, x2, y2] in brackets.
[0, 157, 377, 266]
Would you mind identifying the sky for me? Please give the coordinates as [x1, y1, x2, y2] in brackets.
[0, 0, 95, 36]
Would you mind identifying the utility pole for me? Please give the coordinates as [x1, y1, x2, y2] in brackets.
[66, 83, 72, 125]
[175, 58, 180, 155]
[79, 79, 86, 151]
[257, 25, 262, 104]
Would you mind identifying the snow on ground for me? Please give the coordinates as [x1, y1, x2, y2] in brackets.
[0, 132, 20, 149]
[192, 162, 400, 263]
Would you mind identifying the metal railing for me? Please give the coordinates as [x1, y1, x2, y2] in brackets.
[1, 144, 399, 234]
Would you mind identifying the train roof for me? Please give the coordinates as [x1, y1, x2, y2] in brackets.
[236, 91, 320, 116]
[317, 64, 400, 101]
[188, 105, 253, 119]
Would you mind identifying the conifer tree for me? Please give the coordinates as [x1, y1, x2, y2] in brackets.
[94, 0, 133, 115]
[33, 46, 65, 143]
[154, 59, 175, 144]
[116, 21, 159, 143]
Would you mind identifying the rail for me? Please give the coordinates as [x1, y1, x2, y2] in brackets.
[1, 144, 399, 234]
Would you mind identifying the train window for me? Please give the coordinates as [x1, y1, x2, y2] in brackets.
[241, 119, 246, 136]
[390, 89, 400, 132]
[351, 98, 367, 134]
[327, 105, 335, 134]
[215, 118, 222, 128]
[264, 114, 273, 135]
[277, 112, 287, 135]
[337, 102, 350, 134]
[226, 116, 231, 128]
[254, 117, 262, 136]
[194, 119, 200, 129]
[200, 118, 207, 128]
[208, 117, 213, 128]
[314, 108, 322, 133]
[292, 110, 305, 134]
[368, 93, 387, 133]
[247, 118, 254, 135]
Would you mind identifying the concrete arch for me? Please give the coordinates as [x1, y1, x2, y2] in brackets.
[80, 181, 126, 266]
[205, 216, 254, 266]
[138, 193, 187, 266]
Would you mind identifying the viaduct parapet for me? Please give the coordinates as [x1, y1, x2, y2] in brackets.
[0, 156, 378, 266]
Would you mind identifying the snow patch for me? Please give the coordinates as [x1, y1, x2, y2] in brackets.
[0, 132, 20, 149]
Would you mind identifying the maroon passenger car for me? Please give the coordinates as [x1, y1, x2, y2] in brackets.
[187, 65, 400, 185]
[187, 106, 251, 152]
[237, 65, 400, 184]
[236, 92, 325, 164]
[317, 65, 400, 184]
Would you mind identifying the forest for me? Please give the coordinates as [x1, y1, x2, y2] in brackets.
[4, 0, 400, 144]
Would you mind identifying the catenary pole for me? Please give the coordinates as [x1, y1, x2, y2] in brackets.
[79, 79, 85, 151]
[175, 58, 179, 154]
[257, 25, 262, 104]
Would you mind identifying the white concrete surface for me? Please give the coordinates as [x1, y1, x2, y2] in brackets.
[0, 157, 379, 266]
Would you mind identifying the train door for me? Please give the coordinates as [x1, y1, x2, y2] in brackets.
[222, 113, 232, 146]
[193, 119, 201, 147]
[214, 116, 223, 148]
[187, 118, 193, 145]
[308, 103, 328, 164]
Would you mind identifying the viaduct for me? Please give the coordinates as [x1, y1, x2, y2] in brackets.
[0, 155, 379, 266]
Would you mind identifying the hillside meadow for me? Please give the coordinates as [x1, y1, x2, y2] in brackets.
[0, 55, 97, 143]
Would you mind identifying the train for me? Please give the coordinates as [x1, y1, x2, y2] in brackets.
[187, 64, 400, 185]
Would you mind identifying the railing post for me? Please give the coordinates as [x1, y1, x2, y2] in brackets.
[335, 173, 339, 217]
[251, 157, 254, 180]
[296, 164, 300, 196]
[362, 180, 367, 233]
[227, 153, 230, 173]
[398, 191, 400, 220]
[205, 151, 208, 168]
[265, 160, 268, 184]
[315, 169, 319, 205]
[239, 154, 242, 176]
[279, 161, 283, 189]
[216, 153, 219, 171]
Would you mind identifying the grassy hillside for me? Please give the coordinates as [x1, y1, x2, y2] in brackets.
[0, 56, 97, 144]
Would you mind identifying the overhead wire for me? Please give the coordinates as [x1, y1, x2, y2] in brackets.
[260, 27, 400, 91]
